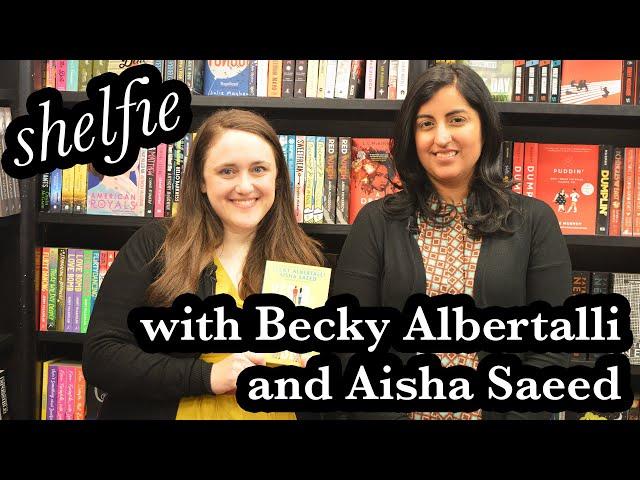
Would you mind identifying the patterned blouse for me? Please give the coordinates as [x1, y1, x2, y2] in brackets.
[409, 199, 483, 421]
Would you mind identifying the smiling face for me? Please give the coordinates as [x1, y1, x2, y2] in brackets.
[414, 85, 483, 195]
[201, 129, 277, 235]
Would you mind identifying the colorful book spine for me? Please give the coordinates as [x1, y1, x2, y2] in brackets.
[47, 247, 59, 331]
[64, 250, 76, 332]
[55, 60, 67, 91]
[154, 144, 167, 217]
[49, 169, 62, 213]
[56, 365, 67, 420]
[73, 249, 84, 333]
[47, 364, 58, 420]
[336, 137, 351, 224]
[39, 247, 50, 332]
[40, 173, 50, 212]
[78, 60, 93, 91]
[550, 60, 562, 103]
[66, 60, 79, 92]
[375, 60, 388, 99]
[304, 136, 316, 223]
[523, 142, 538, 198]
[56, 248, 67, 332]
[622, 147, 636, 236]
[387, 60, 399, 100]
[634, 147, 640, 237]
[610, 147, 624, 236]
[74, 366, 86, 420]
[286, 135, 296, 195]
[511, 142, 525, 194]
[596, 145, 612, 235]
[293, 136, 306, 223]
[72, 164, 87, 214]
[323, 137, 338, 224]
[90, 250, 100, 313]
[81, 249, 93, 334]
[314, 136, 326, 224]
[267, 60, 283, 97]
[61, 167, 75, 213]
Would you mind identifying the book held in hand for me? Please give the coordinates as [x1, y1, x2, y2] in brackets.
[260, 260, 331, 366]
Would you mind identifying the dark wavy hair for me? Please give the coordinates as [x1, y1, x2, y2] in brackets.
[383, 63, 521, 238]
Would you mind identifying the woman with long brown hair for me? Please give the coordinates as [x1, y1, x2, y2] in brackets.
[83, 109, 324, 419]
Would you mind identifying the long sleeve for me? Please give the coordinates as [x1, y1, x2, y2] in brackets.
[499, 199, 572, 420]
[82, 221, 213, 401]
[331, 202, 409, 420]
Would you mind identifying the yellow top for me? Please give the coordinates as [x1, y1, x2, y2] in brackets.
[175, 257, 295, 420]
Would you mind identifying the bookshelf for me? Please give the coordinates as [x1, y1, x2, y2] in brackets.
[9, 59, 640, 419]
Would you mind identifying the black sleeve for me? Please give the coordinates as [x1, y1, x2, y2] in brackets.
[502, 200, 572, 420]
[329, 203, 409, 420]
[82, 221, 213, 401]
[331, 202, 383, 306]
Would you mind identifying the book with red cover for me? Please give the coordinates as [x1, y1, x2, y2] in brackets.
[559, 60, 623, 105]
[348, 138, 401, 224]
[536, 144, 600, 235]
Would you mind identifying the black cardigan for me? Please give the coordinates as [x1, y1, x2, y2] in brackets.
[330, 192, 572, 420]
[82, 220, 218, 419]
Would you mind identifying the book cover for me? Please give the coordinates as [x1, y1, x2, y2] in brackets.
[87, 156, 143, 216]
[560, 60, 623, 105]
[348, 138, 401, 224]
[204, 60, 253, 96]
[261, 260, 332, 367]
[535, 144, 600, 235]
[459, 60, 514, 102]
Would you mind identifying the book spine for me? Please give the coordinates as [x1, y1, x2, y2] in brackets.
[257, 60, 269, 97]
[511, 142, 525, 194]
[154, 144, 167, 218]
[55, 60, 67, 91]
[294, 60, 308, 98]
[305, 60, 319, 98]
[324, 60, 337, 99]
[49, 169, 62, 213]
[387, 60, 399, 100]
[336, 137, 351, 224]
[47, 365, 58, 420]
[80, 249, 93, 333]
[145, 147, 156, 217]
[56, 365, 67, 420]
[184, 60, 194, 90]
[247, 60, 257, 96]
[73, 249, 84, 333]
[622, 147, 636, 236]
[501, 141, 513, 184]
[56, 248, 67, 332]
[78, 60, 93, 91]
[61, 167, 75, 213]
[164, 60, 176, 80]
[267, 60, 283, 97]
[523, 142, 538, 198]
[334, 60, 352, 99]
[72, 164, 87, 214]
[622, 60, 636, 105]
[316, 60, 328, 99]
[281, 60, 295, 98]
[90, 250, 100, 313]
[66, 60, 79, 92]
[348, 60, 365, 99]
[634, 147, 640, 236]
[513, 60, 525, 102]
[538, 60, 551, 102]
[74, 366, 86, 420]
[397, 60, 410, 100]
[64, 250, 76, 332]
[323, 137, 338, 224]
[590, 271, 612, 294]
[304, 136, 316, 223]
[40, 173, 51, 212]
[172, 140, 183, 217]
[283, 135, 294, 194]
[550, 60, 562, 103]
[610, 146, 624, 236]
[47, 248, 58, 331]
[98, 250, 108, 289]
[39, 248, 50, 332]
[294, 136, 306, 222]
[596, 145, 612, 235]
[364, 60, 377, 99]
[65, 366, 76, 420]
[164, 143, 174, 217]
[524, 60, 539, 102]
[314, 136, 325, 223]
[375, 60, 388, 99]
[137, 148, 147, 217]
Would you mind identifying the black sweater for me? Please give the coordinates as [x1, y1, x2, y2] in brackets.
[82, 220, 218, 419]
[330, 192, 572, 420]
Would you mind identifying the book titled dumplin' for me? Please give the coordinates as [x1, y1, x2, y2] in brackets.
[261, 260, 331, 366]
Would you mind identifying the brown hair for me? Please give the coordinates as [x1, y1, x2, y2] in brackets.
[147, 109, 324, 305]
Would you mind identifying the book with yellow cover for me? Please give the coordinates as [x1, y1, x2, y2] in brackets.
[261, 260, 331, 366]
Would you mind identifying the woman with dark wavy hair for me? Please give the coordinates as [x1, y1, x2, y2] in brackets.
[332, 63, 571, 420]
[83, 109, 324, 419]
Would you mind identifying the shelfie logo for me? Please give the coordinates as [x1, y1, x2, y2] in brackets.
[1, 64, 193, 180]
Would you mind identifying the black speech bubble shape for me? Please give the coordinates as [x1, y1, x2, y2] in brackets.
[1, 63, 192, 179]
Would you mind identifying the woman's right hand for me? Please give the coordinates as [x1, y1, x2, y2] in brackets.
[209, 352, 266, 395]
